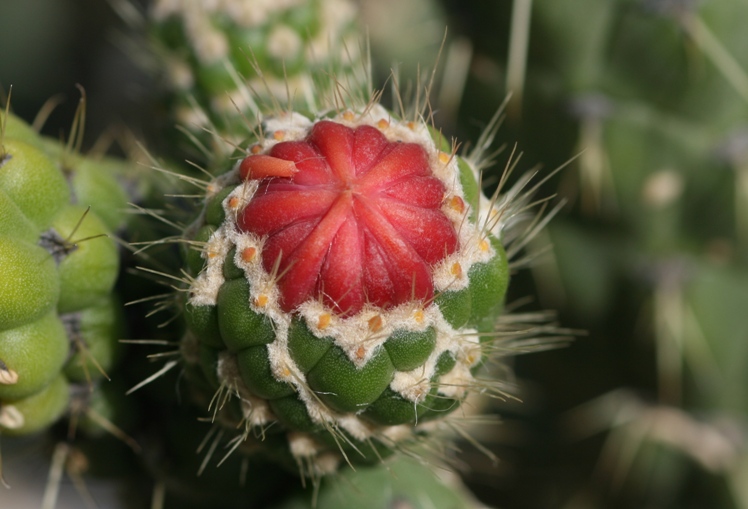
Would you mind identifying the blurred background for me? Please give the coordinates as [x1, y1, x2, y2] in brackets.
[2, 1, 748, 508]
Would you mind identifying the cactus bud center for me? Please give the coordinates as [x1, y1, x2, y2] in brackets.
[237, 120, 460, 316]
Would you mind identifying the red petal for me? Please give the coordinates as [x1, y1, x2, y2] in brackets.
[269, 141, 331, 186]
[352, 125, 391, 176]
[378, 199, 459, 264]
[308, 121, 355, 183]
[354, 198, 433, 305]
[238, 188, 337, 236]
[262, 220, 318, 276]
[381, 176, 446, 208]
[361, 228, 395, 308]
[276, 193, 353, 311]
[356, 143, 430, 193]
[319, 215, 365, 315]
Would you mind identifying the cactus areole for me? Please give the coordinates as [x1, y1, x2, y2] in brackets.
[184, 105, 509, 474]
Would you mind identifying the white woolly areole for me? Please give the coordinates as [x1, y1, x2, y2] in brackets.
[312, 453, 341, 476]
[389, 369, 431, 403]
[188, 109, 501, 462]
[189, 228, 230, 306]
[336, 414, 374, 441]
[378, 424, 413, 443]
[217, 352, 274, 426]
[288, 432, 321, 458]
[266, 25, 303, 61]
[296, 300, 438, 368]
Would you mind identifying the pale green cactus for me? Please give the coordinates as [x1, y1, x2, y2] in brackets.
[0, 109, 126, 439]
[148, 0, 364, 165]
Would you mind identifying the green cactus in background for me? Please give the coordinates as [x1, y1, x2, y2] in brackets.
[434, 0, 748, 507]
[0, 102, 132, 488]
[144, 0, 364, 169]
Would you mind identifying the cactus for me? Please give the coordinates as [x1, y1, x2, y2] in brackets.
[0, 1, 573, 507]
[0, 105, 133, 490]
[171, 89, 533, 479]
[146, 0, 363, 167]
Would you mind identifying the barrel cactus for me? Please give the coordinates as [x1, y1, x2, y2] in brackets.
[172, 86, 528, 480]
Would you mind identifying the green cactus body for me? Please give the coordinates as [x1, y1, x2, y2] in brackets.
[148, 0, 362, 162]
[180, 105, 510, 476]
[0, 114, 125, 436]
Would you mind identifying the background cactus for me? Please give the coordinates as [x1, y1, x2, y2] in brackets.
[0, 105, 134, 500]
[440, 1, 748, 507]
[144, 0, 364, 169]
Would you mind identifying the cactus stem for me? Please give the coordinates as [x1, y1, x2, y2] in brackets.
[71, 334, 111, 388]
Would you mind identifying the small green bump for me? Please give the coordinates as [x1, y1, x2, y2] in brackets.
[434, 351, 457, 377]
[0, 238, 59, 332]
[0, 312, 68, 401]
[205, 185, 235, 226]
[0, 138, 70, 230]
[222, 248, 244, 280]
[67, 157, 130, 233]
[384, 327, 437, 372]
[269, 395, 321, 433]
[362, 388, 421, 426]
[457, 157, 480, 223]
[287, 317, 333, 373]
[0, 374, 70, 436]
[0, 112, 41, 147]
[282, 3, 320, 35]
[467, 235, 509, 331]
[236, 346, 295, 400]
[306, 345, 395, 414]
[434, 288, 471, 329]
[217, 278, 276, 352]
[226, 27, 268, 78]
[185, 224, 216, 275]
[184, 301, 224, 349]
[63, 296, 125, 383]
[0, 187, 41, 242]
[52, 205, 119, 314]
